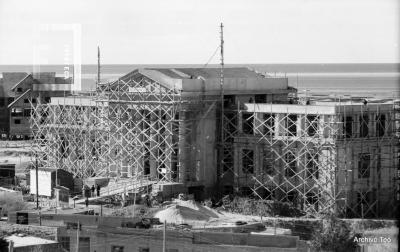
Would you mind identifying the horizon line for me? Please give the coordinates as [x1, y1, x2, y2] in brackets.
[1, 62, 399, 66]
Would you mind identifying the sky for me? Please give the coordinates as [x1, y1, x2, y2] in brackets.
[0, 0, 399, 65]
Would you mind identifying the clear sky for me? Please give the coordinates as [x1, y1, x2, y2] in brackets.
[0, 0, 398, 64]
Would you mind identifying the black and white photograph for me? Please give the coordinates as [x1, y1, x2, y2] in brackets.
[0, 0, 399, 251]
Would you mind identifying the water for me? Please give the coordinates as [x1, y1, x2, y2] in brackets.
[0, 63, 399, 98]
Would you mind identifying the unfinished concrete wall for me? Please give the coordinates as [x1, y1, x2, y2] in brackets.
[230, 102, 398, 217]
[334, 103, 398, 217]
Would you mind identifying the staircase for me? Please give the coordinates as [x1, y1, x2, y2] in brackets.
[99, 177, 154, 197]
[74, 176, 155, 204]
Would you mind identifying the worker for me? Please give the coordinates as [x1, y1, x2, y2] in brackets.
[96, 184, 100, 197]
[91, 185, 95, 197]
[82, 184, 86, 197]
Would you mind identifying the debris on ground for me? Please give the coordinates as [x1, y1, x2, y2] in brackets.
[152, 199, 262, 228]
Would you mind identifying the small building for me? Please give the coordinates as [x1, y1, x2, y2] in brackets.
[0, 163, 15, 187]
[53, 185, 70, 208]
[0, 72, 72, 139]
[29, 168, 73, 197]
[5, 234, 63, 252]
[0, 163, 15, 177]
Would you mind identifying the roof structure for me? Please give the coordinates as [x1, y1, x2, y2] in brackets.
[148, 67, 263, 79]
[7, 89, 31, 108]
[5, 235, 57, 248]
[112, 67, 290, 95]
[10, 74, 32, 91]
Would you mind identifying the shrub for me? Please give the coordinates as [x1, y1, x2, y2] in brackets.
[311, 214, 360, 252]
[219, 196, 305, 217]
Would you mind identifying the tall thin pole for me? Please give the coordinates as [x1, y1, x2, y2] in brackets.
[220, 23, 224, 71]
[97, 46, 101, 91]
[133, 182, 136, 218]
[9, 240, 13, 252]
[218, 23, 225, 186]
[35, 155, 39, 209]
[76, 221, 80, 252]
[220, 23, 224, 98]
[162, 220, 166, 252]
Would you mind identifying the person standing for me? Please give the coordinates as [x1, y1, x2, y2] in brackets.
[82, 184, 86, 197]
[91, 185, 95, 197]
[96, 184, 100, 197]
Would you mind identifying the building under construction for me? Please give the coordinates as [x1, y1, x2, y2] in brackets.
[30, 67, 400, 218]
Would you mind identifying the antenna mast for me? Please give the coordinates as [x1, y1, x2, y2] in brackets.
[220, 23, 224, 90]
[220, 22, 224, 133]
[97, 46, 101, 90]
[218, 22, 225, 186]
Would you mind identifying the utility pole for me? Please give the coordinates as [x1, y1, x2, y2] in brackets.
[76, 221, 80, 252]
[133, 182, 136, 218]
[220, 22, 224, 107]
[162, 220, 166, 252]
[8, 240, 13, 252]
[35, 154, 39, 209]
[218, 22, 225, 189]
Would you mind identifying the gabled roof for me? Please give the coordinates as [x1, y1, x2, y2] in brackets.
[98, 67, 289, 95]
[10, 73, 32, 91]
[7, 89, 31, 108]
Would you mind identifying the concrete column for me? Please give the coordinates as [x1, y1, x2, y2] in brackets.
[178, 111, 187, 183]
[322, 115, 332, 138]
[298, 114, 305, 137]
[276, 114, 283, 136]
[238, 111, 243, 133]
[233, 143, 239, 186]
[254, 112, 261, 134]
[149, 111, 158, 180]
[164, 113, 173, 181]
[255, 145, 260, 177]
[135, 111, 144, 177]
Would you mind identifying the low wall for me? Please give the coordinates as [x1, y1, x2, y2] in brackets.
[0, 188, 23, 200]
[8, 211, 142, 228]
[14, 243, 64, 252]
[193, 231, 298, 248]
[0, 222, 57, 239]
[261, 217, 397, 240]
[197, 223, 265, 233]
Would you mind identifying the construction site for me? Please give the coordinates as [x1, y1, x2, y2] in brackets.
[28, 64, 400, 219]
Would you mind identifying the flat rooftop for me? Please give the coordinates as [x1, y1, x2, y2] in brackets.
[244, 102, 394, 115]
[147, 67, 264, 79]
[5, 235, 57, 248]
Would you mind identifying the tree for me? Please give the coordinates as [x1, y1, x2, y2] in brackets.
[311, 214, 360, 252]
